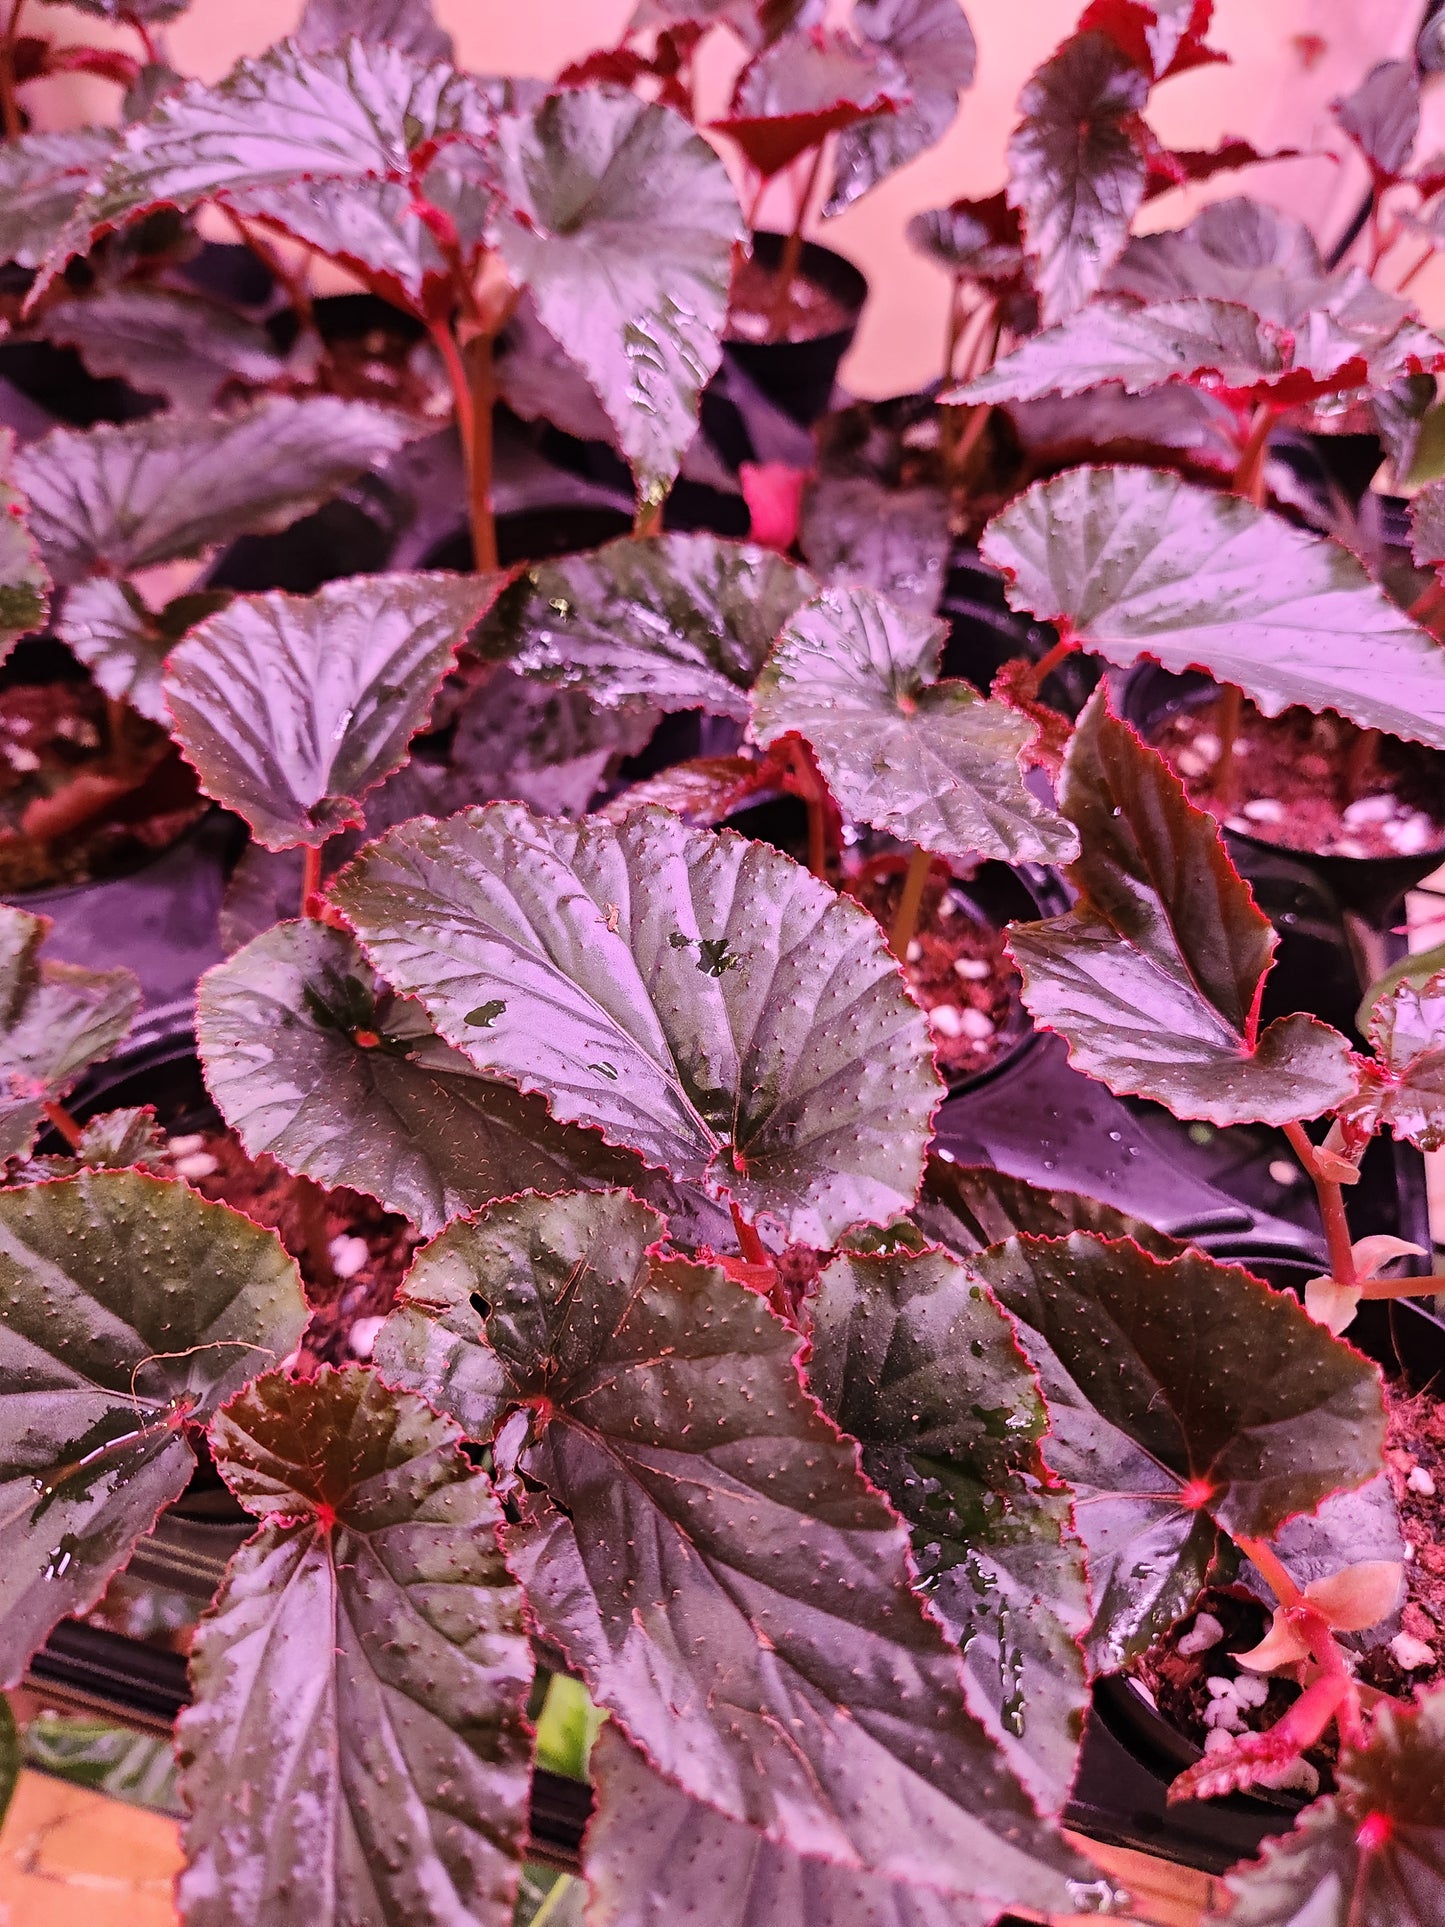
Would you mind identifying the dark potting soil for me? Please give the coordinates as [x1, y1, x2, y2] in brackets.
[0, 678, 204, 890]
[1149, 693, 1445, 860]
[847, 863, 1018, 1080]
[726, 251, 855, 346]
[1129, 1385, 1445, 1797]
[165, 1127, 419, 1370]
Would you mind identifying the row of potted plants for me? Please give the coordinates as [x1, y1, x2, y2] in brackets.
[0, 0, 1444, 1922]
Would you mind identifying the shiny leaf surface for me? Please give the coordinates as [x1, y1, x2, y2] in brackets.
[797, 475, 950, 614]
[714, 27, 906, 178]
[971, 1233, 1386, 1668]
[981, 465, 1445, 752]
[0, 1170, 306, 1684]
[165, 571, 497, 849]
[753, 585, 1078, 865]
[808, 1246, 1089, 1808]
[57, 580, 227, 726]
[0, 128, 116, 270]
[38, 287, 289, 412]
[914, 1155, 1180, 1258]
[179, 1365, 531, 1927]
[827, 0, 977, 215]
[476, 532, 815, 721]
[335, 805, 941, 1244]
[376, 1189, 1085, 1906]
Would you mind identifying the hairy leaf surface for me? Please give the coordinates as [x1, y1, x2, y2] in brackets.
[476, 532, 814, 721]
[0, 904, 139, 1159]
[198, 921, 708, 1238]
[971, 1233, 1386, 1668]
[827, 0, 977, 215]
[491, 92, 742, 504]
[808, 1246, 1089, 1808]
[981, 465, 1445, 752]
[753, 586, 1077, 865]
[1005, 693, 1356, 1124]
[1212, 1691, 1445, 1925]
[334, 805, 941, 1243]
[179, 1366, 532, 1927]
[376, 1189, 1085, 1904]
[17, 397, 417, 588]
[1006, 33, 1149, 324]
[586, 1725, 1007, 1927]
[165, 572, 496, 849]
[0, 1171, 306, 1684]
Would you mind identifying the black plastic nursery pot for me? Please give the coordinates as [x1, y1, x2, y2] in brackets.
[941, 545, 1101, 713]
[723, 229, 868, 427]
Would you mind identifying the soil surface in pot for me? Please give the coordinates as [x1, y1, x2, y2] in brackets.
[1128, 1380, 1445, 1796]
[1149, 692, 1445, 860]
[847, 862, 1018, 1080]
[158, 1124, 417, 1369]
[0, 677, 204, 890]
[726, 252, 855, 346]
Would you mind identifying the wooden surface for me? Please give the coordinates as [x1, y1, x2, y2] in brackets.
[0, 1768, 1225, 1926]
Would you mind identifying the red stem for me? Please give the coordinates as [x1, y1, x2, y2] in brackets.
[1234, 1534, 1304, 1608]
[124, 11, 159, 64]
[1028, 633, 1078, 690]
[0, 0, 26, 140]
[769, 142, 826, 339]
[301, 844, 324, 920]
[1232, 403, 1277, 506]
[1409, 578, 1445, 629]
[730, 1202, 769, 1270]
[1283, 1120, 1358, 1290]
[1396, 238, 1436, 294]
[431, 317, 498, 572]
[43, 1099, 84, 1151]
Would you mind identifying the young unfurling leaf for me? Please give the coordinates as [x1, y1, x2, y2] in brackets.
[376, 1188, 1087, 1909]
[1342, 968, 1445, 1152]
[1006, 692, 1356, 1125]
[180, 1366, 532, 1927]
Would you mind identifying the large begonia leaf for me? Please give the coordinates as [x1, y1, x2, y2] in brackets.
[0, 128, 116, 270]
[0, 904, 139, 1161]
[1342, 969, 1445, 1152]
[476, 532, 815, 722]
[980, 464, 1445, 753]
[46, 38, 497, 280]
[57, 580, 228, 727]
[179, 1366, 532, 1927]
[375, 1189, 1086, 1906]
[490, 92, 742, 507]
[0, 453, 49, 664]
[713, 26, 906, 179]
[752, 585, 1078, 865]
[0, 1170, 306, 1685]
[1006, 32, 1149, 325]
[333, 805, 941, 1244]
[1208, 1692, 1445, 1925]
[970, 1232, 1386, 1669]
[808, 1246, 1089, 1809]
[16, 397, 418, 589]
[797, 475, 950, 613]
[1333, 58, 1418, 183]
[197, 921, 724, 1240]
[586, 1725, 1024, 1927]
[1004, 693, 1355, 1125]
[826, 0, 976, 216]
[37, 287, 289, 412]
[954, 294, 1444, 407]
[295, 0, 453, 61]
[164, 572, 497, 850]
[915, 1155, 1179, 1258]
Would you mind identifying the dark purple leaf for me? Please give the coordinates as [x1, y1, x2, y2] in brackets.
[1333, 58, 1419, 183]
[905, 189, 1025, 284]
[295, 0, 453, 62]
[1343, 968, 1445, 1152]
[970, 1232, 1386, 1667]
[1213, 1691, 1445, 1925]
[37, 286, 290, 411]
[0, 902, 139, 1160]
[0, 1170, 307, 1685]
[490, 92, 742, 506]
[585, 1724, 1039, 1927]
[981, 464, 1445, 754]
[15, 397, 420, 589]
[198, 920, 725, 1239]
[826, 0, 976, 215]
[0, 128, 116, 270]
[1141, 136, 1301, 202]
[476, 532, 815, 722]
[333, 805, 942, 1244]
[713, 26, 907, 178]
[1004, 692, 1356, 1125]
[1004, 383, 1240, 470]
[915, 1154, 1181, 1257]
[1077, 0, 1222, 79]
[1006, 32, 1150, 325]
[376, 1189, 1087, 1907]
[179, 1365, 532, 1927]
[164, 572, 498, 850]
[797, 474, 950, 613]
[56, 580, 227, 727]
[752, 585, 1078, 865]
[598, 754, 771, 827]
[807, 1245, 1090, 1808]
